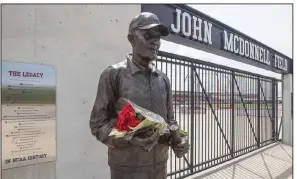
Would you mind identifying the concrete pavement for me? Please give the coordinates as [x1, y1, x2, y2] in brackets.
[185, 143, 292, 179]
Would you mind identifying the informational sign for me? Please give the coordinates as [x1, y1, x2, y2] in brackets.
[141, 4, 293, 74]
[1, 61, 56, 169]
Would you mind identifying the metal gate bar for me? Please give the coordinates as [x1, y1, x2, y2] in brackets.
[155, 51, 281, 179]
[233, 75, 258, 143]
[194, 69, 231, 152]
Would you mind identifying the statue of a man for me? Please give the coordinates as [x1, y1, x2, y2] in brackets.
[90, 12, 189, 179]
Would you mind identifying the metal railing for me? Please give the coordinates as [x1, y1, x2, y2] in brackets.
[156, 51, 282, 179]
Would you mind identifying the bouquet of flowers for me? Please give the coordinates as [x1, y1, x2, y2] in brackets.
[109, 98, 169, 141]
[109, 98, 189, 158]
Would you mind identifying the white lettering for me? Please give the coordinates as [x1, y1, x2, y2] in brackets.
[234, 35, 239, 54]
[182, 12, 191, 37]
[274, 54, 278, 68]
[279, 56, 284, 70]
[283, 59, 288, 71]
[192, 16, 203, 41]
[274, 54, 288, 71]
[244, 40, 249, 57]
[277, 55, 282, 68]
[203, 21, 213, 44]
[255, 45, 260, 61]
[223, 30, 233, 52]
[259, 48, 264, 62]
[265, 50, 271, 65]
[172, 8, 280, 70]
[239, 37, 245, 56]
[249, 42, 255, 59]
[171, 8, 181, 33]
[171, 8, 212, 45]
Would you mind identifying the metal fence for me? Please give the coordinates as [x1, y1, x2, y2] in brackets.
[155, 51, 282, 179]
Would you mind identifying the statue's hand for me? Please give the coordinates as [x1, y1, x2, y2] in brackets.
[171, 135, 190, 158]
[129, 128, 160, 151]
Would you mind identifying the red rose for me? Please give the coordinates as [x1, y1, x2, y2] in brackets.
[116, 103, 141, 131]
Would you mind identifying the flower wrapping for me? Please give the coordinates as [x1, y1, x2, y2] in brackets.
[109, 98, 169, 141]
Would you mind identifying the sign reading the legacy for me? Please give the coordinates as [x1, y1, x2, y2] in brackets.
[141, 4, 292, 74]
[1, 61, 56, 169]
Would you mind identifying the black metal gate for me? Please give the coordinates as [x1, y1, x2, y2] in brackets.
[155, 51, 282, 179]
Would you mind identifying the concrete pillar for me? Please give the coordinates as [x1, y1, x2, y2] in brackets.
[282, 74, 293, 146]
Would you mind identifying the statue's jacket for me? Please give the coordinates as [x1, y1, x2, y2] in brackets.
[90, 54, 179, 178]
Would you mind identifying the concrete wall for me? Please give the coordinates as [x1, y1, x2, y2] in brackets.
[1, 4, 141, 179]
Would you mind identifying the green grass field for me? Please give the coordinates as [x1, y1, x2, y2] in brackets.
[1, 87, 56, 105]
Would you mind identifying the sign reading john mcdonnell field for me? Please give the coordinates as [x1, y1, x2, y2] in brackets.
[141, 4, 293, 74]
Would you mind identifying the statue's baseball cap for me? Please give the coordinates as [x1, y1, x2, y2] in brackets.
[129, 12, 169, 36]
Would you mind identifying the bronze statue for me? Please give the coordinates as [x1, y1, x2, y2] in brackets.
[90, 12, 190, 179]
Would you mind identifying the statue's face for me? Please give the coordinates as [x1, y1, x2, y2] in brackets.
[131, 27, 161, 61]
